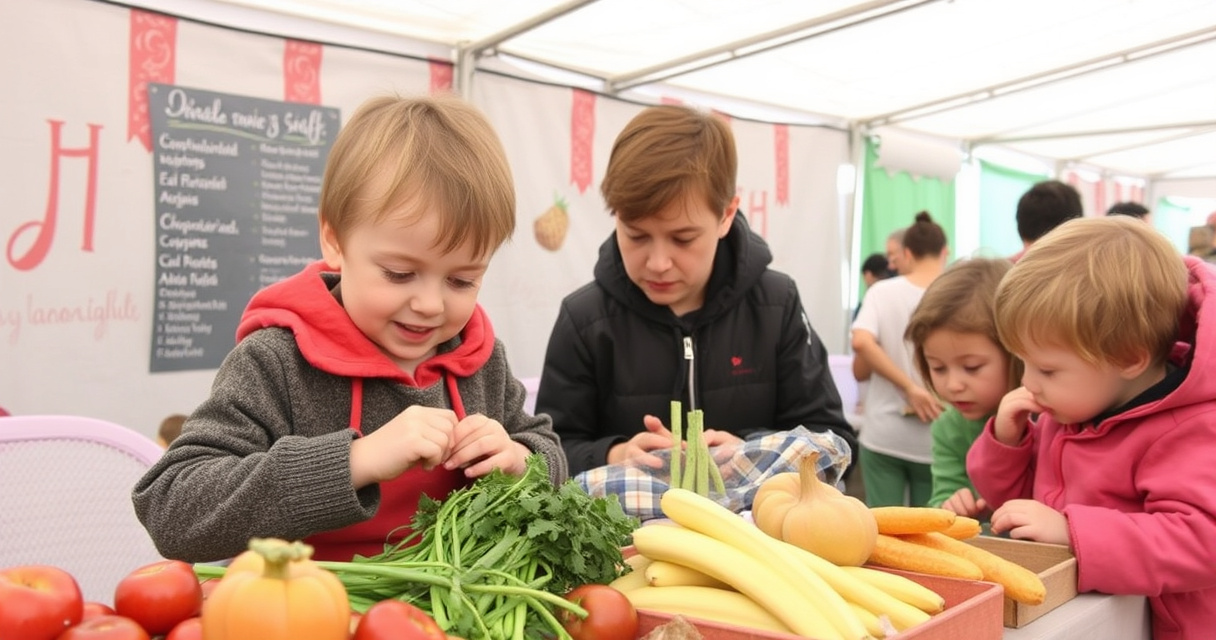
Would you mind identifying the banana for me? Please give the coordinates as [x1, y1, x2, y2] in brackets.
[659, 488, 869, 640]
[839, 565, 946, 614]
[785, 543, 931, 631]
[631, 524, 844, 639]
[644, 560, 731, 589]
[848, 602, 889, 638]
[625, 585, 792, 633]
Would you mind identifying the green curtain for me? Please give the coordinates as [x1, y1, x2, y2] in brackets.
[859, 137, 956, 281]
[977, 161, 1048, 258]
[1154, 196, 1216, 255]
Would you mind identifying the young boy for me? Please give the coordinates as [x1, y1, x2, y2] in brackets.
[535, 104, 855, 477]
[133, 95, 566, 563]
[967, 216, 1216, 639]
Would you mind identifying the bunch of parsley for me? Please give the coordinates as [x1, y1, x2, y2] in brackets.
[316, 455, 638, 640]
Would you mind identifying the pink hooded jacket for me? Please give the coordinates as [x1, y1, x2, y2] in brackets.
[968, 257, 1216, 640]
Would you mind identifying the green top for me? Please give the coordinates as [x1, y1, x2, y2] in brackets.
[928, 407, 987, 509]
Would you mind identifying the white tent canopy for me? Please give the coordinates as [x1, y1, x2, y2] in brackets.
[155, 0, 1216, 182]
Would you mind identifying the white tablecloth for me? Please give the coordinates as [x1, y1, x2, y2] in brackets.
[1003, 593, 1150, 640]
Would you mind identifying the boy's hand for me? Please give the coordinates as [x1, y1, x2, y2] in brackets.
[942, 488, 988, 519]
[446, 413, 529, 477]
[993, 387, 1042, 445]
[990, 499, 1069, 546]
[351, 405, 457, 486]
[606, 415, 674, 468]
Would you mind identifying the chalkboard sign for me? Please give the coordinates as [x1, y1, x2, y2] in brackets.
[148, 83, 339, 372]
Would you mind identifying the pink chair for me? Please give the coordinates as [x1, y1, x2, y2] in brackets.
[0, 415, 166, 602]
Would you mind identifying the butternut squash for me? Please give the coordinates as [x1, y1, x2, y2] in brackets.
[752, 451, 877, 566]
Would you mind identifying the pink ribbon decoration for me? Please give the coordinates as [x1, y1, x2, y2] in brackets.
[429, 60, 454, 93]
[284, 40, 322, 104]
[570, 89, 595, 194]
[128, 9, 177, 152]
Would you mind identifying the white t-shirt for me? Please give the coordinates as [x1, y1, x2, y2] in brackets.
[851, 276, 932, 463]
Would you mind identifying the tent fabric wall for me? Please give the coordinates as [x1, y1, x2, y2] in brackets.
[858, 139, 957, 276]
[1, 0, 850, 438]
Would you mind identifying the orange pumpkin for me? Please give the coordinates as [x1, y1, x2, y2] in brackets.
[202, 538, 350, 640]
[751, 451, 877, 566]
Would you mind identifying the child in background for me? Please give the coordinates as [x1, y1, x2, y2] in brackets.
[905, 258, 1018, 519]
[156, 413, 187, 448]
[968, 216, 1216, 639]
[133, 94, 566, 563]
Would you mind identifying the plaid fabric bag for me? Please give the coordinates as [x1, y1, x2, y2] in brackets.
[575, 426, 852, 521]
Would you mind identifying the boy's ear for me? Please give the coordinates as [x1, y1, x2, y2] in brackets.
[1118, 347, 1154, 380]
[319, 219, 343, 269]
[718, 196, 740, 237]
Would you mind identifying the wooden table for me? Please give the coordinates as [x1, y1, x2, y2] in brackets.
[1003, 592, 1150, 640]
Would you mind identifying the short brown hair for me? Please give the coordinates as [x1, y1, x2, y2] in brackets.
[907, 258, 1021, 394]
[318, 93, 515, 259]
[600, 105, 737, 223]
[995, 216, 1187, 368]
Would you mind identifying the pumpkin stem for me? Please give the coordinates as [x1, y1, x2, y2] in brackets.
[248, 537, 314, 580]
[797, 450, 823, 496]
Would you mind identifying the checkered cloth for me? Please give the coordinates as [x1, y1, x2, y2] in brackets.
[575, 426, 852, 521]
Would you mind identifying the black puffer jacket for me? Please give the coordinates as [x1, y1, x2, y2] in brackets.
[537, 213, 857, 476]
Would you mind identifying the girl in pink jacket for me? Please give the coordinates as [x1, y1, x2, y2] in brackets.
[968, 216, 1216, 640]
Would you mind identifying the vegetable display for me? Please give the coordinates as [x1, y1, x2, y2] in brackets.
[618, 488, 953, 639]
[195, 455, 638, 640]
[751, 451, 878, 566]
[201, 538, 350, 640]
[0, 564, 84, 640]
[113, 559, 202, 635]
[865, 505, 1047, 605]
[668, 402, 725, 497]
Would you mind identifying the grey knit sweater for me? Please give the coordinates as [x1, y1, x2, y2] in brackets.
[132, 265, 566, 563]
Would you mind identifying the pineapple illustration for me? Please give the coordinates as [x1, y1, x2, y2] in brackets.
[534, 194, 570, 251]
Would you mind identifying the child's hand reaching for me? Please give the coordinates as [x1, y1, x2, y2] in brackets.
[445, 413, 530, 478]
[990, 499, 1069, 545]
[993, 387, 1042, 446]
[942, 488, 989, 519]
[350, 405, 457, 487]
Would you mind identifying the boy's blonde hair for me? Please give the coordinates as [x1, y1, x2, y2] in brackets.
[601, 105, 737, 223]
[319, 93, 515, 259]
[906, 258, 1022, 394]
[995, 216, 1187, 368]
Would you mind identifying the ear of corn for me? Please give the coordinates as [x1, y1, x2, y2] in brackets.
[939, 515, 982, 540]
[867, 534, 983, 580]
[871, 506, 957, 535]
[903, 533, 1046, 605]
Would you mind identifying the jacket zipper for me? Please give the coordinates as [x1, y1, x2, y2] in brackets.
[683, 335, 697, 412]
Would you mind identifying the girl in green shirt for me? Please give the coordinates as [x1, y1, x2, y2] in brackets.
[905, 258, 1022, 518]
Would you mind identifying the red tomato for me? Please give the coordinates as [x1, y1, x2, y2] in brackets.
[56, 615, 150, 640]
[0, 564, 83, 640]
[81, 602, 117, 622]
[164, 616, 202, 640]
[560, 585, 638, 640]
[353, 600, 444, 640]
[113, 560, 202, 635]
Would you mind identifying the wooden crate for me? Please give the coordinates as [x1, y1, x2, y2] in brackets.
[965, 535, 1077, 628]
[635, 568, 1003, 640]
